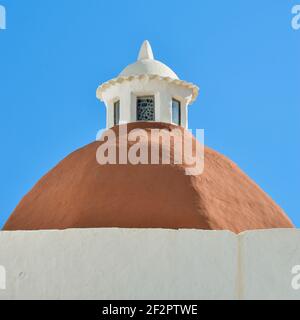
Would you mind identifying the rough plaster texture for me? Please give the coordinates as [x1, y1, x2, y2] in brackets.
[239, 229, 300, 300]
[0, 228, 237, 300]
[3, 123, 293, 233]
[0, 228, 299, 300]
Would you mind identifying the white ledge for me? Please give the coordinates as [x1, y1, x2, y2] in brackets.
[96, 74, 199, 104]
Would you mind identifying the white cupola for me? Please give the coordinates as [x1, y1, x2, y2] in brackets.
[96, 41, 199, 129]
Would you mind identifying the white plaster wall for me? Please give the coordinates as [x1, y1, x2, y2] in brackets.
[239, 229, 300, 300]
[0, 229, 237, 300]
[101, 78, 193, 128]
[0, 228, 299, 300]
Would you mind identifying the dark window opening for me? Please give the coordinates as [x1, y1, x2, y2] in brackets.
[137, 96, 155, 121]
[114, 100, 120, 125]
[172, 99, 181, 125]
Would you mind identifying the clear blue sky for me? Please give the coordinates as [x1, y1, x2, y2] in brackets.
[0, 0, 299, 228]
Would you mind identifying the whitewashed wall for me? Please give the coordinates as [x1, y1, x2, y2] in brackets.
[0, 228, 299, 300]
[101, 78, 192, 128]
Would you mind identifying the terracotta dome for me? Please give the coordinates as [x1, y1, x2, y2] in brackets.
[3, 122, 293, 233]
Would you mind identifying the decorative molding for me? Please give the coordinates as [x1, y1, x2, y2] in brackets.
[97, 74, 199, 104]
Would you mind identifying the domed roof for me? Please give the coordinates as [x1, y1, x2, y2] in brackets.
[96, 41, 199, 104]
[120, 59, 179, 79]
[3, 122, 294, 233]
[119, 40, 179, 79]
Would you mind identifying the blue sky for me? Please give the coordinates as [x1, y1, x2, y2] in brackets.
[0, 0, 299, 228]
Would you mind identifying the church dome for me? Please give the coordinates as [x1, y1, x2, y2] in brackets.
[3, 122, 294, 233]
[119, 40, 179, 79]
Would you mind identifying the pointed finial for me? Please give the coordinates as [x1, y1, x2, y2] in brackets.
[138, 40, 154, 61]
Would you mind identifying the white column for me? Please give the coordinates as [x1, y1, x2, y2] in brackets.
[130, 92, 137, 123]
[106, 102, 114, 129]
[181, 101, 188, 129]
[158, 92, 172, 124]
[120, 92, 131, 124]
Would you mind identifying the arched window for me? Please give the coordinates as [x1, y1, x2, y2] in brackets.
[172, 99, 181, 125]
